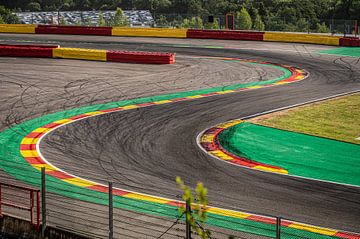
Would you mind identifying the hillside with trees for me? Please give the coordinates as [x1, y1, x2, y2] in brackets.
[0, 0, 359, 33]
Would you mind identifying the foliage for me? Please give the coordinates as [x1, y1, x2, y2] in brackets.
[253, 12, 265, 31]
[27, 2, 41, 11]
[98, 12, 105, 26]
[112, 7, 128, 27]
[0, 6, 20, 24]
[204, 18, 219, 29]
[236, 7, 252, 30]
[317, 22, 329, 33]
[176, 176, 210, 239]
[59, 17, 67, 25]
[182, 16, 203, 29]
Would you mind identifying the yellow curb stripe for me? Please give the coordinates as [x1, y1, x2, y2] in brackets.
[201, 134, 215, 143]
[247, 86, 262, 89]
[216, 90, 235, 94]
[21, 138, 40, 144]
[54, 119, 73, 124]
[20, 149, 39, 157]
[153, 100, 172, 105]
[32, 164, 57, 171]
[217, 120, 243, 129]
[123, 193, 170, 204]
[32, 128, 52, 133]
[274, 82, 288, 85]
[288, 222, 338, 236]
[295, 75, 304, 80]
[209, 150, 233, 160]
[62, 178, 96, 187]
[253, 165, 288, 174]
[121, 105, 138, 110]
[207, 207, 251, 219]
[84, 111, 104, 116]
[186, 95, 203, 99]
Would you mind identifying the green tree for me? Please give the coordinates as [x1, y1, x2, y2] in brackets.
[27, 2, 41, 11]
[155, 15, 169, 27]
[253, 13, 265, 31]
[236, 7, 252, 30]
[98, 12, 105, 26]
[316, 22, 329, 33]
[112, 7, 128, 27]
[0, 15, 4, 24]
[0, 6, 20, 24]
[176, 177, 210, 239]
[204, 18, 219, 30]
[190, 16, 203, 29]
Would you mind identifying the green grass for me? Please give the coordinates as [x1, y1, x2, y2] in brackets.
[250, 93, 360, 144]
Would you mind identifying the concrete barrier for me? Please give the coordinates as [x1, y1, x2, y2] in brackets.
[187, 29, 264, 41]
[264, 32, 340, 46]
[52, 48, 107, 61]
[0, 24, 36, 34]
[112, 27, 187, 38]
[36, 25, 112, 36]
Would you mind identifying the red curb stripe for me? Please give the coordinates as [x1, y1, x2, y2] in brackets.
[166, 201, 185, 207]
[87, 184, 109, 193]
[25, 132, 45, 138]
[113, 188, 130, 196]
[20, 144, 37, 150]
[24, 157, 46, 164]
[69, 114, 90, 120]
[247, 215, 276, 225]
[42, 123, 61, 128]
[335, 232, 360, 239]
[46, 170, 73, 179]
[200, 142, 218, 151]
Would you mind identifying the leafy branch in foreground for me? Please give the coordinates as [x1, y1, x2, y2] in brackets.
[176, 176, 210, 239]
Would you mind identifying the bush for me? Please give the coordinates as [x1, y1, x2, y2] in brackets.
[236, 7, 252, 30]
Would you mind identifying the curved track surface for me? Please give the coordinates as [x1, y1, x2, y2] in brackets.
[1, 34, 360, 233]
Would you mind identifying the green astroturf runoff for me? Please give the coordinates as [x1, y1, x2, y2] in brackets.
[219, 122, 360, 187]
[320, 47, 360, 57]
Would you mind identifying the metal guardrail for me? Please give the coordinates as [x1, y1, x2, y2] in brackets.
[0, 182, 40, 229]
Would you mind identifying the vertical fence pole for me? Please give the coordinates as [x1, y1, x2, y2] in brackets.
[37, 191, 40, 230]
[30, 191, 34, 226]
[355, 20, 358, 37]
[41, 167, 46, 237]
[276, 217, 281, 239]
[109, 182, 113, 239]
[0, 184, 2, 216]
[185, 200, 191, 239]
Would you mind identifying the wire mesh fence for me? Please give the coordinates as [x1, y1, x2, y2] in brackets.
[1, 165, 359, 239]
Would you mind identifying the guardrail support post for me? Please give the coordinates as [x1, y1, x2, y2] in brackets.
[186, 200, 191, 239]
[41, 167, 46, 238]
[0, 184, 2, 216]
[276, 217, 281, 239]
[109, 182, 113, 239]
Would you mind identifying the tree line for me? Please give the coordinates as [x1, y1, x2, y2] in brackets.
[0, 0, 359, 32]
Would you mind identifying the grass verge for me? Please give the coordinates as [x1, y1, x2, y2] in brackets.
[249, 93, 360, 144]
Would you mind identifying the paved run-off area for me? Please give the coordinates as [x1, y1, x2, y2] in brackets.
[219, 122, 360, 187]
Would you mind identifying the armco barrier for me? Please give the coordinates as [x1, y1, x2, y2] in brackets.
[52, 48, 107, 61]
[112, 27, 187, 38]
[339, 37, 360, 47]
[187, 29, 264, 41]
[0, 46, 53, 58]
[107, 50, 175, 64]
[35, 25, 112, 36]
[0, 24, 36, 34]
[264, 32, 340, 46]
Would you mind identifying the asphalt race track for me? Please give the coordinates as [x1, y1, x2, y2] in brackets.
[1, 34, 360, 236]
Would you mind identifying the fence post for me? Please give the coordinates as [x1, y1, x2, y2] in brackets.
[37, 191, 40, 230]
[276, 217, 281, 239]
[41, 167, 46, 238]
[185, 200, 191, 239]
[0, 184, 2, 216]
[109, 182, 113, 239]
[30, 191, 34, 226]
